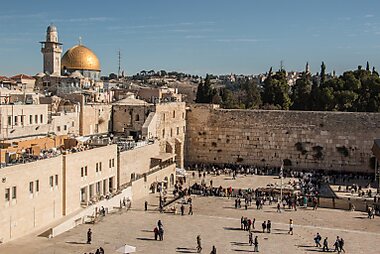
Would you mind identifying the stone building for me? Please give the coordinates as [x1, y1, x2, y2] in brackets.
[112, 97, 186, 168]
[0, 141, 176, 243]
[0, 104, 50, 141]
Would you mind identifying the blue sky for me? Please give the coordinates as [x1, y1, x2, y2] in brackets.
[1, 0, 380, 76]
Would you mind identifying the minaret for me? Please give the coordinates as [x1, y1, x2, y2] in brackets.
[40, 25, 62, 76]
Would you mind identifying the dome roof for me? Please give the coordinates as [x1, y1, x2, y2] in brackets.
[61, 45, 100, 72]
[47, 25, 57, 33]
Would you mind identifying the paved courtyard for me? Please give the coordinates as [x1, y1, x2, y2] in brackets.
[1, 175, 380, 254]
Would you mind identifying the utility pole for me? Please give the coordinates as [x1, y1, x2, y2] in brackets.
[118, 50, 121, 79]
[280, 163, 284, 205]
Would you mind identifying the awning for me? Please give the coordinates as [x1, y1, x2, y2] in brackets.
[176, 168, 187, 176]
[75, 136, 91, 143]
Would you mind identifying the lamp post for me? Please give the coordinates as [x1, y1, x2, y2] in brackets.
[280, 163, 284, 205]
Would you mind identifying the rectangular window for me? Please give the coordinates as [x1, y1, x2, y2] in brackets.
[57, 126, 61, 132]
[81, 167, 84, 177]
[29, 115, 33, 124]
[12, 186, 17, 199]
[170, 128, 173, 137]
[20, 115, 24, 125]
[177, 127, 180, 135]
[96, 163, 99, 172]
[14, 116, 18, 125]
[8, 116, 11, 126]
[72, 121, 75, 127]
[64, 125, 67, 131]
[96, 182, 101, 194]
[85, 166, 88, 176]
[109, 159, 111, 168]
[55, 174, 58, 186]
[173, 110, 176, 118]
[182, 112, 185, 119]
[36, 180, 39, 192]
[5, 188, 10, 202]
[35, 115, 38, 124]
[40, 114, 43, 123]
[29, 181, 34, 194]
[112, 158, 115, 167]
[99, 162, 102, 171]
[163, 113, 166, 121]
[162, 129, 165, 138]
[49, 176, 53, 187]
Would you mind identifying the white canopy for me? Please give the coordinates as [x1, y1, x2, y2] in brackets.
[116, 244, 136, 253]
[75, 136, 91, 143]
[176, 168, 187, 176]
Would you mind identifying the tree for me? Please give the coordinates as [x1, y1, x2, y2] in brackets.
[195, 74, 213, 103]
[320, 62, 326, 84]
[291, 72, 312, 110]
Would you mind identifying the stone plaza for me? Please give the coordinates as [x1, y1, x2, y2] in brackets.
[1, 174, 379, 254]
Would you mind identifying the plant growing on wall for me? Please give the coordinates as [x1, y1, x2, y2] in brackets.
[336, 146, 349, 157]
[312, 145, 324, 160]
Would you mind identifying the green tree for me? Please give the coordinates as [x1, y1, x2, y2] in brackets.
[291, 72, 312, 110]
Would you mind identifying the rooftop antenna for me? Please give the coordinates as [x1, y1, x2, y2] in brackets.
[118, 49, 121, 78]
[78, 36, 82, 45]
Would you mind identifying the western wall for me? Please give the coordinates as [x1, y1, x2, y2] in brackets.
[185, 104, 380, 173]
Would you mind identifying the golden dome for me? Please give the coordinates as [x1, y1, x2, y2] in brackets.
[61, 45, 100, 71]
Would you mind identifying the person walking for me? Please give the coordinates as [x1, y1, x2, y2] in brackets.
[334, 236, 341, 253]
[159, 227, 164, 241]
[154, 227, 159, 240]
[189, 203, 194, 215]
[196, 235, 202, 253]
[87, 228, 92, 244]
[253, 236, 259, 252]
[249, 231, 253, 246]
[144, 200, 148, 211]
[314, 233, 322, 247]
[267, 220, 271, 233]
[252, 218, 256, 229]
[181, 204, 185, 216]
[288, 219, 294, 235]
[210, 245, 216, 254]
[277, 202, 281, 213]
[339, 237, 345, 253]
[261, 221, 267, 233]
[323, 237, 329, 252]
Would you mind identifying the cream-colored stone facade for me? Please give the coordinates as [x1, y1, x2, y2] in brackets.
[80, 104, 112, 136]
[0, 156, 63, 243]
[155, 102, 186, 168]
[118, 142, 160, 186]
[0, 141, 176, 243]
[51, 111, 79, 136]
[0, 104, 50, 141]
[186, 104, 380, 173]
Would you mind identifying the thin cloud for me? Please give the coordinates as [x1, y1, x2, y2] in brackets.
[365, 14, 375, 18]
[0, 13, 46, 20]
[52, 17, 114, 23]
[215, 38, 262, 43]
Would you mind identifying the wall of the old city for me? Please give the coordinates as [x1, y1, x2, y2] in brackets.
[186, 104, 380, 173]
